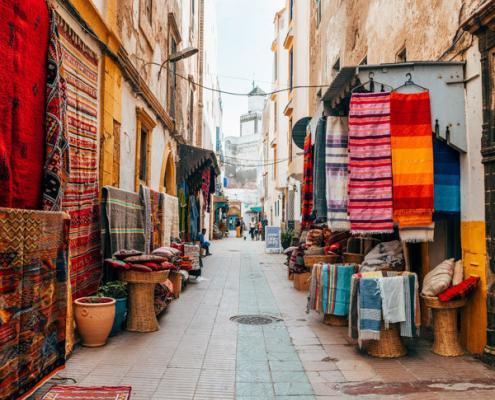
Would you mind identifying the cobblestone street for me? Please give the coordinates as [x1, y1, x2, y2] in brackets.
[36, 237, 495, 399]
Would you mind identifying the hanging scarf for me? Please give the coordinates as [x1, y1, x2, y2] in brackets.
[348, 92, 394, 234]
[42, 9, 70, 211]
[313, 118, 328, 222]
[301, 133, 314, 227]
[201, 168, 211, 212]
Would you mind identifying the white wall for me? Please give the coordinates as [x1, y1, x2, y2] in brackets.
[120, 82, 137, 192]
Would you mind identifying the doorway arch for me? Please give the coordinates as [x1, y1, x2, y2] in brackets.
[160, 144, 177, 195]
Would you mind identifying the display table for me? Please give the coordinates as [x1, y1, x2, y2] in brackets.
[422, 295, 466, 356]
[120, 270, 169, 332]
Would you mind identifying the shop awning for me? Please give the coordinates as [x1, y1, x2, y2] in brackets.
[292, 117, 311, 149]
[250, 206, 263, 213]
[316, 62, 467, 152]
[178, 144, 220, 182]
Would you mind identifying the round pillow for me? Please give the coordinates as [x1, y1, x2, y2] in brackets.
[421, 258, 455, 297]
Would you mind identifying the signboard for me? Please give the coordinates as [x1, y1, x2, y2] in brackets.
[265, 226, 281, 254]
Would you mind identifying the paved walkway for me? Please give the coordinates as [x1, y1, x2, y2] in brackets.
[35, 237, 495, 399]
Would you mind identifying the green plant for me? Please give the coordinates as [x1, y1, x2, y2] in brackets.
[281, 229, 295, 250]
[97, 281, 128, 299]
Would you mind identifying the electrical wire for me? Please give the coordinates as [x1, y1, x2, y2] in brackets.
[222, 158, 289, 167]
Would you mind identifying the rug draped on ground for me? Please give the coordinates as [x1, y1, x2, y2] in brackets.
[326, 117, 350, 231]
[41, 386, 131, 400]
[348, 92, 394, 234]
[390, 91, 434, 229]
[0, 208, 69, 400]
[0, 0, 49, 209]
[58, 14, 101, 298]
[301, 133, 314, 227]
[42, 10, 70, 211]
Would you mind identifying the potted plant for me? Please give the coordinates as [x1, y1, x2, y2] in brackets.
[97, 281, 128, 336]
[74, 296, 116, 347]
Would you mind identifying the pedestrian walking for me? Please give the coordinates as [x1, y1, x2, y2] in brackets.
[249, 219, 255, 240]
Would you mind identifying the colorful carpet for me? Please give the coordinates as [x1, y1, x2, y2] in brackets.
[433, 135, 460, 214]
[0, 0, 49, 209]
[57, 14, 102, 298]
[301, 133, 314, 227]
[42, 386, 132, 400]
[348, 92, 394, 234]
[42, 10, 70, 211]
[390, 91, 434, 228]
[0, 208, 69, 400]
[325, 116, 350, 231]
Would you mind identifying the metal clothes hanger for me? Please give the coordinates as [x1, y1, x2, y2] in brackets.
[351, 72, 393, 93]
[393, 72, 429, 92]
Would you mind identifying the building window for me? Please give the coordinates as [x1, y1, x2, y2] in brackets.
[316, 0, 322, 26]
[168, 38, 177, 118]
[289, 48, 294, 92]
[191, 0, 195, 16]
[188, 90, 194, 143]
[396, 46, 407, 62]
[288, 117, 293, 162]
[145, 0, 152, 23]
[135, 107, 156, 191]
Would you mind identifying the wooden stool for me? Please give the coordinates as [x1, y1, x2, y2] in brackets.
[168, 270, 182, 298]
[367, 323, 407, 358]
[422, 296, 467, 356]
[120, 270, 169, 333]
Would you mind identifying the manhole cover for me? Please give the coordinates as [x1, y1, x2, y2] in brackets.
[230, 315, 283, 325]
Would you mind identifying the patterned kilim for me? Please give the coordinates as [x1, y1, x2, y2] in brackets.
[0, 208, 69, 400]
[163, 193, 180, 243]
[42, 386, 131, 400]
[301, 133, 314, 228]
[42, 10, 70, 212]
[101, 186, 145, 260]
[390, 92, 434, 228]
[325, 117, 350, 231]
[150, 190, 164, 250]
[348, 92, 394, 234]
[57, 14, 102, 298]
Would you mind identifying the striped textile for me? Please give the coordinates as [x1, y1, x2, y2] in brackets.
[433, 135, 460, 213]
[313, 118, 328, 221]
[391, 92, 434, 227]
[359, 278, 382, 340]
[101, 186, 145, 262]
[348, 92, 394, 234]
[139, 185, 152, 254]
[41, 386, 131, 400]
[301, 133, 314, 227]
[58, 14, 101, 298]
[326, 117, 350, 231]
[162, 193, 179, 246]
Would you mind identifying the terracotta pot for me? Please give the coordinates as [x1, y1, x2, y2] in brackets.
[74, 297, 116, 347]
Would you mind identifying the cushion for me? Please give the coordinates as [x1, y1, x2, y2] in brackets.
[113, 249, 143, 260]
[104, 259, 131, 270]
[124, 255, 167, 264]
[152, 247, 174, 257]
[452, 260, 464, 286]
[437, 276, 479, 302]
[421, 258, 454, 297]
[129, 264, 153, 272]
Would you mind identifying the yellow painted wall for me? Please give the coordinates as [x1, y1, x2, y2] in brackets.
[460, 221, 487, 353]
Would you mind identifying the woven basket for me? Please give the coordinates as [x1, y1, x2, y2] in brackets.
[120, 270, 169, 333]
[304, 254, 341, 268]
[422, 295, 466, 356]
[367, 323, 407, 358]
[343, 253, 364, 264]
[323, 314, 348, 327]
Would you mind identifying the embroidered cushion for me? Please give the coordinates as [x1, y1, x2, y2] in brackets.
[113, 249, 143, 260]
[421, 258, 454, 297]
[152, 247, 174, 258]
[452, 260, 464, 286]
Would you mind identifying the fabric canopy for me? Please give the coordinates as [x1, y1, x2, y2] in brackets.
[178, 144, 220, 182]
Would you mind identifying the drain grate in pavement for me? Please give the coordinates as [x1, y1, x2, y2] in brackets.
[230, 315, 283, 325]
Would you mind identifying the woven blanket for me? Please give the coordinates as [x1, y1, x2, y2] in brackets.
[42, 11, 70, 212]
[58, 14, 101, 298]
[348, 92, 394, 234]
[301, 133, 314, 227]
[139, 185, 152, 254]
[433, 136, 460, 213]
[42, 386, 132, 400]
[360, 240, 405, 272]
[399, 223, 435, 243]
[334, 264, 355, 316]
[313, 118, 328, 222]
[359, 278, 382, 341]
[321, 264, 329, 314]
[326, 117, 350, 231]
[163, 193, 179, 246]
[391, 92, 434, 227]
[349, 274, 360, 339]
[101, 186, 145, 263]
[0, 0, 49, 209]
[151, 191, 165, 250]
[0, 208, 69, 400]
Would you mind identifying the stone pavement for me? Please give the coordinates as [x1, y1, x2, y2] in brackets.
[34, 237, 495, 399]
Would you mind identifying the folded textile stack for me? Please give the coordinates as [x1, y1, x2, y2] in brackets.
[360, 241, 405, 272]
[184, 244, 201, 270]
[308, 263, 358, 316]
[349, 271, 420, 344]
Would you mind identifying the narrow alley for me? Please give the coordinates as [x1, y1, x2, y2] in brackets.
[33, 237, 495, 400]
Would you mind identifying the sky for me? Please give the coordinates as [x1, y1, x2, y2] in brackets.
[216, 0, 285, 138]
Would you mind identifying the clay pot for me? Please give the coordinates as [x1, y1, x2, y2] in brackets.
[74, 297, 116, 347]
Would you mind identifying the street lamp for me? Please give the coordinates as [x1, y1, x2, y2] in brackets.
[157, 46, 199, 79]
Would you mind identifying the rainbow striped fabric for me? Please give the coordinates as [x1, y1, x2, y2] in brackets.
[348, 92, 394, 234]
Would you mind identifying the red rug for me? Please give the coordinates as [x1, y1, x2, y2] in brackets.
[42, 386, 132, 400]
